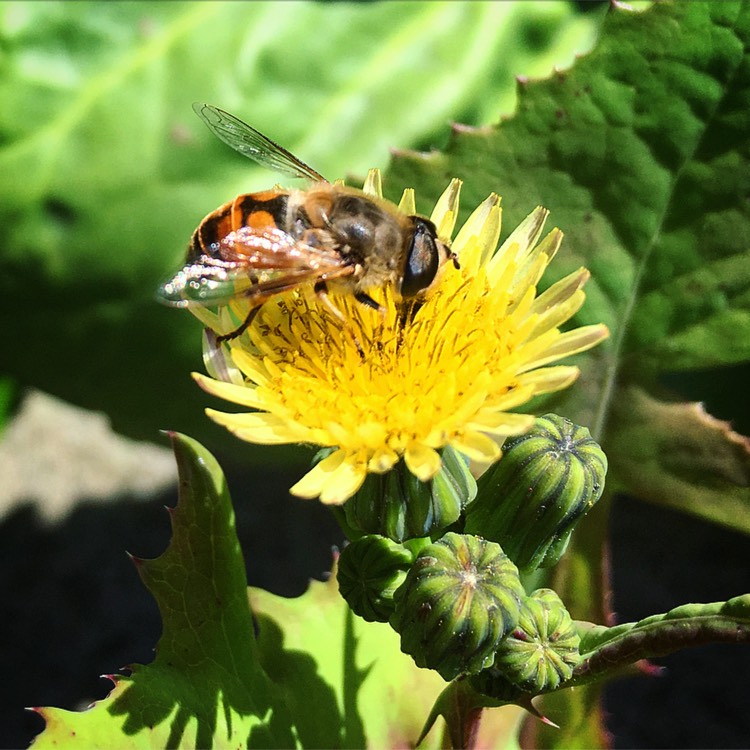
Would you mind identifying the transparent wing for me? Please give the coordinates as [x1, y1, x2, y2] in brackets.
[158, 261, 254, 308]
[158, 226, 353, 309]
[192, 102, 327, 182]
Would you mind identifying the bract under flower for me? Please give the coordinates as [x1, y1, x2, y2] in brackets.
[193, 172, 609, 504]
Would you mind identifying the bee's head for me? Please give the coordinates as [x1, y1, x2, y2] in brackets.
[400, 217, 458, 299]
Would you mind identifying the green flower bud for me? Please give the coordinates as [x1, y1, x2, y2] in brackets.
[337, 535, 414, 622]
[472, 588, 580, 697]
[390, 533, 524, 681]
[343, 446, 476, 543]
[464, 414, 607, 571]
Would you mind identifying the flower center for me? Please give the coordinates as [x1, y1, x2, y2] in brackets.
[229, 266, 524, 458]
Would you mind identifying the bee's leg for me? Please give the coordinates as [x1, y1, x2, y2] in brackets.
[314, 281, 365, 359]
[354, 291, 385, 317]
[216, 306, 261, 344]
[355, 291, 389, 350]
[203, 329, 234, 382]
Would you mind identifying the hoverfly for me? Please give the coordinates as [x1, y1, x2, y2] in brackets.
[160, 103, 457, 344]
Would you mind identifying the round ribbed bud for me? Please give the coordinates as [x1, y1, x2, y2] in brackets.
[343, 447, 476, 543]
[464, 414, 607, 571]
[337, 535, 414, 622]
[390, 533, 524, 681]
[473, 588, 580, 697]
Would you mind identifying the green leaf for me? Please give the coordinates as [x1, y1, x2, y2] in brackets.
[571, 595, 750, 687]
[608, 385, 750, 533]
[387, 1, 750, 533]
[384, 2, 750, 745]
[249, 577, 440, 748]
[32, 432, 293, 749]
[250, 577, 529, 749]
[0, 0, 596, 449]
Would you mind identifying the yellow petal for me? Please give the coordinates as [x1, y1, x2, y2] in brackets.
[206, 409, 308, 444]
[452, 193, 501, 273]
[504, 249, 550, 303]
[398, 188, 416, 215]
[290, 450, 347, 499]
[368, 446, 400, 473]
[356, 421, 389, 449]
[529, 290, 586, 338]
[202, 333, 245, 386]
[193, 372, 266, 409]
[229, 347, 273, 387]
[517, 324, 610, 372]
[489, 206, 549, 277]
[466, 411, 535, 435]
[451, 431, 502, 463]
[404, 443, 442, 481]
[486, 385, 536, 412]
[530, 267, 590, 315]
[362, 169, 383, 198]
[534, 226, 564, 265]
[320, 456, 368, 505]
[515, 366, 580, 394]
[430, 178, 462, 241]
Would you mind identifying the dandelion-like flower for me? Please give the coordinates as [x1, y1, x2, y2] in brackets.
[192, 173, 608, 505]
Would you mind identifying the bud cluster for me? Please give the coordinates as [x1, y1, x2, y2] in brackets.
[334, 414, 605, 696]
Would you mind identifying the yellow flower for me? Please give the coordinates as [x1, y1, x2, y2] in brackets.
[192, 173, 608, 505]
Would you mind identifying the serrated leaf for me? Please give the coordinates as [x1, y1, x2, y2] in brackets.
[387, 1, 750, 533]
[384, 2, 750, 746]
[608, 386, 750, 533]
[32, 432, 293, 749]
[0, 0, 595, 449]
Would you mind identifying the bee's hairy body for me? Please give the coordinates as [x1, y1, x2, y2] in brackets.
[192, 184, 425, 298]
[160, 103, 457, 343]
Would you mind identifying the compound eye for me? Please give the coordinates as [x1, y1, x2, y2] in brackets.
[400, 218, 441, 298]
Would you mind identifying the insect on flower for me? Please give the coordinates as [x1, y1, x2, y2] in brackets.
[159, 103, 459, 344]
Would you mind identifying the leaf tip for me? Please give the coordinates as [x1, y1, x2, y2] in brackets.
[635, 658, 664, 678]
[520, 695, 559, 729]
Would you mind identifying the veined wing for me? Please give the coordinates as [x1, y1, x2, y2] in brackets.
[192, 103, 327, 183]
[158, 226, 352, 309]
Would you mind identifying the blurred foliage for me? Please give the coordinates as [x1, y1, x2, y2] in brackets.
[0, 375, 16, 434]
[0, 0, 600, 461]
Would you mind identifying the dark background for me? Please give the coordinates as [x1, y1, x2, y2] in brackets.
[2, 466, 748, 750]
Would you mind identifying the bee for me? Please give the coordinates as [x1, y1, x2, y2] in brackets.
[160, 103, 457, 344]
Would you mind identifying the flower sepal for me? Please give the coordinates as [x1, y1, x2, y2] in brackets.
[337, 535, 416, 623]
[342, 446, 476, 543]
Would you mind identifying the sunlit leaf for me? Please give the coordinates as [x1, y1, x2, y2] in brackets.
[32, 432, 292, 748]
